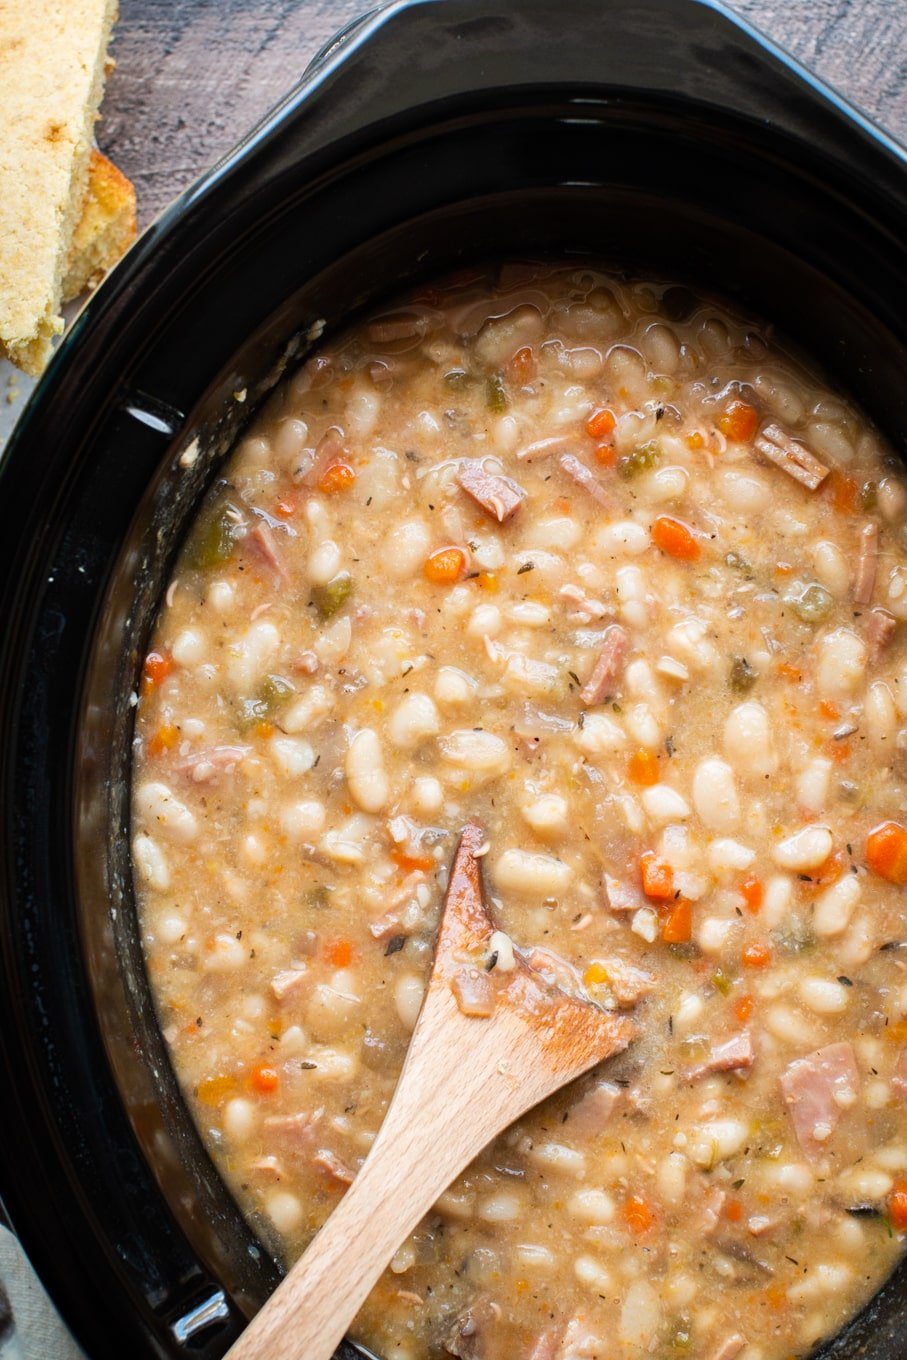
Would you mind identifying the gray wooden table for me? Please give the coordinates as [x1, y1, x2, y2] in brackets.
[104, 0, 907, 231]
[1, 0, 906, 1355]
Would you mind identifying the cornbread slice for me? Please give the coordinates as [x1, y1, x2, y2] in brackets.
[63, 149, 136, 301]
[0, 0, 119, 375]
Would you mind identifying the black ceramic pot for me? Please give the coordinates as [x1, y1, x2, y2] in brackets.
[1, 1, 907, 1357]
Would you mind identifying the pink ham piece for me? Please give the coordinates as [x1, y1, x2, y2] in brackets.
[270, 967, 308, 1004]
[597, 958, 656, 1007]
[708, 1334, 747, 1360]
[853, 521, 879, 604]
[558, 453, 608, 506]
[313, 1148, 356, 1186]
[176, 744, 251, 783]
[245, 521, 288, 585]
[450, 966, 496, 1018]
[780, 1042, 860, 1159]
[557, 1315, 601, 1360]
[688, 1031, 755, 1082]
[263, 1108, 323, 1156]
[867, 607, 897, 660]
[565, 1080, 623, 1135]
[890, 1049, 907, 1099]
[603, 873, 644, 913]
[580, 624, 629, 706]
[457, 460, 526, 523]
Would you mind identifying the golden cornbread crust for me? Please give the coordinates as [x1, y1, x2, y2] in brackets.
[63, 148, 136, 301]
[0, 0, 119, 375]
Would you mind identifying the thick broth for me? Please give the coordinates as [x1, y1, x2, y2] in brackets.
[134, 265, 907, 1360]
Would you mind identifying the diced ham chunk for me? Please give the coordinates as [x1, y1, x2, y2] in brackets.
[245, 521, 288, 585]
[176, 744, 252, 783]
[688, 1031, 755, 1081]
[698, 1185, 727, 1235]
[249, 1155, 287, 1181]
[890, 1049, 907, 1099]
[853, 521, 879, 604]
[708, 1333, 747, 1360]
[263, 1109, 323, 1155]
[580, 624, 629, 706]
[558, 583, 610, 623]
[270, 967, 308, 1004]
[313, 1148, 355, 1186]
[598, 958, 656, 1007]
[754, 423, 829, 490]
[450, 966, 496, 1018]
[524, 946, 581, 996]
[867, 607, 897, 660]
[565, 1080, 622, 1135]
[458, 460, 526, 523]
[780, 1041, 860, 1159]
[557, 1315, 601, 1360]
[558, 454, 608, 506]
[603, 873, 644, 913]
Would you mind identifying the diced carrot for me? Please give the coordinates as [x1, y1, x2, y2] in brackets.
[196, 1074, 236, 1105]
[254, 720, 275, 739]
[391, 848, 436, 873]
[777, 663, 802, 682]
[250, 1064, 280, 1095]
[424, 546, 467, 585]
[717, 401, 758, 443]
[508, 346, 536, 383]
[318, 460, 356, 494]
[662, 899, 692, 944]
[723, 1196, 744, 1223]
[584, 962, 610, 987]
[147, 724, 179, 757]
[640, 852, 674, 900]
[686, 431, 705, 450]
[774, 561, 794, 576]
[627, 749, 660, 786]
[866, 820, 907, 886]
[828, 739, 851, 764]
[765, 1285, 786, 1311]
[734, 993, 754, 1023]
[594, 443, 617, 467]
[475, 572, 499, 592]
[815, 848, 847, 885]
[325, 939, 353, 968]
[819, 700, 840, 721]
[742, 942, 772, 969]
[586, 407, 616, 441]
[739, 877, 763, 915]
[623, 1194, 656, 1234]
[143, 650, 173, 689]
[553, 497, 572, 514]
[828, 470, 858, 515]
[274, 497, 297, 517]
[651, 515, 700, 561]
[889, 1181, 907, 1231]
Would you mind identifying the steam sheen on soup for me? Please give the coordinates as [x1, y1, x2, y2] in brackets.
[133, 264, 907, 1360]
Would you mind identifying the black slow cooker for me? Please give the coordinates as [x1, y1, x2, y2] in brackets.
[2, 1, 907, 1356]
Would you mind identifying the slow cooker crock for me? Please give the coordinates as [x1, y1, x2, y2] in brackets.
[2, 1, 907, 1357]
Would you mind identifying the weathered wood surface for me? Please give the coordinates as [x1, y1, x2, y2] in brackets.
[104, 0, 907, 232]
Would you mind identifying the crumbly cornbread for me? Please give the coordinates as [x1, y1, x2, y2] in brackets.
[0, 0, 119, 374]
[63, 148, 136, 301]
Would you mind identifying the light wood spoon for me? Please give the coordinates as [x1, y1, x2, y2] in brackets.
[225, 820, 635, 1360]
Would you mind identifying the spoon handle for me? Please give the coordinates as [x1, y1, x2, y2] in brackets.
[223, 982, 528, 1360]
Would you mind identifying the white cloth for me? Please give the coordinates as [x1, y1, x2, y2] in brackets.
[0, 1229, 85, 1360]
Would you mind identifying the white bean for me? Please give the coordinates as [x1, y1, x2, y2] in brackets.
[466, 604, 502, 638]
[279, 800, 326, 841]
[270, 737, 316, 778]
[575, 1256, 612, 1292]
[616, 564, 648, 628]
[135, 782, 198, 843]
[690, 1119, 749, 1167]
[707, 838, 756, 875]
[720, 469, 772, 513]
[527, 1141, 586, 1177]
[345, 728, 389, 813]
[574, 712, 627, 754]
[479, 1191, 522, 1223]
[865, 681, 897, 748]
[799, 976, 850, 1015]
[226, 619, 280, 692]
[133, 833, 171, 891]
[412, 776, 443, 815]
[394, 974, 424, 1031]
[521, 794, 568, 837]
[813, 873, 861, 937]
[641, 784, 691, 824]
[595, 521, 651, 556]
[223, 1098, 256, 1142]
[796, 758, 832, 815]
[816, 629, 867, 700]
[386, 520, 431, 580]
[389, 693, 440, 749]
[724, 702, 778, 779]
[618, 1280, 662, 1349]
[171, 628, 205, 666]
[282, 685, 334, 733]
[813, 540, 850, 597]
[266, 1191, 304, 1234]
[494, 849, 572, 897]
[434, 667, 478, 706]
[308, 539, 342, 586]
[568, 1188, 615, 1224]
[692, 758, 740, 832]
[439, 729, 510, 774]
[773, 824, 833, 872]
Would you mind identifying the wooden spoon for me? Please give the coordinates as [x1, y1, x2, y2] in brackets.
[225, 821, 635, 1360]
